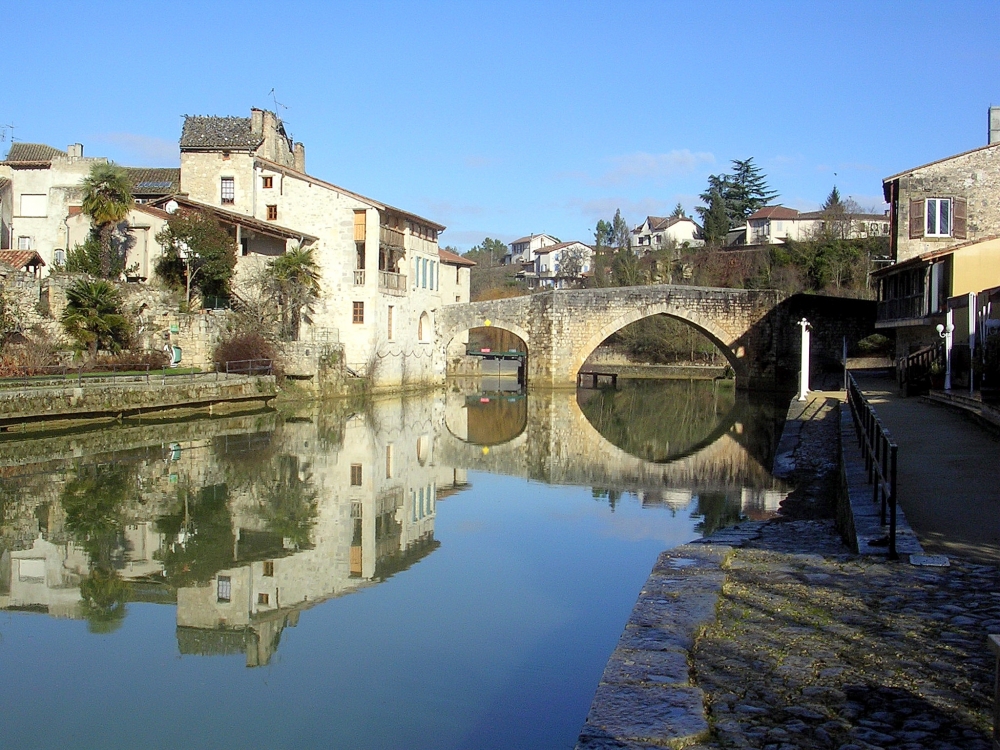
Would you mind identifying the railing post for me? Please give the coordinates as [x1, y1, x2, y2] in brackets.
[888, 444, 898, 560]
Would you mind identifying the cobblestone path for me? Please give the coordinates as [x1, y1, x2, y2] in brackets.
[689, 528, 996, 750]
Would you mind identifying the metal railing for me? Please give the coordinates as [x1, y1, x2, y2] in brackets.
[846, 372, 899, 560]
[0, 359, 274, 389]
[223, 359, 273, 376]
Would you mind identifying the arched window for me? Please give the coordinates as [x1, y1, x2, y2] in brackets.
[416, 435, 429, 466]
[418, 311, 431, 342]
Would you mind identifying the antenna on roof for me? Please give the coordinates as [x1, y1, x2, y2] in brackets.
[267, 88, 289, 113]
[1, 123, 15, 142]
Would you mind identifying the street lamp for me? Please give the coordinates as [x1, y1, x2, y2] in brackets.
[936, 320, 955, 391]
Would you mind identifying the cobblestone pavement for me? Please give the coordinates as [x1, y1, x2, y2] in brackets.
[688, 521, 996, 750]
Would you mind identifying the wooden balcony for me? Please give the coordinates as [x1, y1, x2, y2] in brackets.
[877, 293, 926, 325]
[379, 271, 407, 296]
[380, 225, 405, 248]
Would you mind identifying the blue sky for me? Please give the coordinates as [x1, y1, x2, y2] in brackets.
[6, 0, 999, 250]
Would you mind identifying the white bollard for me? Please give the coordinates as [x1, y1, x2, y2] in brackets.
[798, 318, 811, 402]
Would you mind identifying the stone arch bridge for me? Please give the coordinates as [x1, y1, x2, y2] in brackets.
[435, 285, 786, 390]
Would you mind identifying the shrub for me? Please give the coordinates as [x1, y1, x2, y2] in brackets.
[213, 333, 278, 374]
[856, 333, 892, 356]
[94, 350, 169, 371]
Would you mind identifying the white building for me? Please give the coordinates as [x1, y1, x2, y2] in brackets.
[745, 205, 890, 245]
[631, 215, 702, 249]
[521, 241, 593, 289]
[504, 233, 559, 265]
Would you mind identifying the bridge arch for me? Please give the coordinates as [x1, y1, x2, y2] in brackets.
[443, 320, 531, 363]
[571, 303, 747, 384]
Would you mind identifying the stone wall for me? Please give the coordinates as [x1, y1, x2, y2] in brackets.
[891, 142, 1000, 263]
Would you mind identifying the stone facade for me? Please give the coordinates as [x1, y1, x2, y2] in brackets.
[0, 144, 106, 270]
[884, 140, 1000, 263]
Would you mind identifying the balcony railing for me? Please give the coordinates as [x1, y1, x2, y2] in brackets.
[380, 225, 405, 248]
[379, 271, 407, 295]
[877, 293, 925, 323]
[354, 270, 366, 286]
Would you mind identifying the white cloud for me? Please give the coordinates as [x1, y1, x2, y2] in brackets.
[91, 132, 178, 165]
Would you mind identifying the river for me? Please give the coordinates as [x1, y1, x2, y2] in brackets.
[0, 379, 787, 750]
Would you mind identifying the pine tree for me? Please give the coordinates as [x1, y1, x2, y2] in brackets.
[670, 202, 686, 218]
[702, 189, 730, 247]
[822, 186, 843, 211]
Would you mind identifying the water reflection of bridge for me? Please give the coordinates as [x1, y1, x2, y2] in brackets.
[440, 387, 785, 495]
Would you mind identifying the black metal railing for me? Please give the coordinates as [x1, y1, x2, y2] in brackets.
[846, 373, 899, 559]
[223, 359, 273, 376]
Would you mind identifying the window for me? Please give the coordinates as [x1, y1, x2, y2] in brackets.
[54, 248, 66, 265]
[217, 576, 231, 602]
[350, 463, 363, 486]
[456, 266, 460, 284]
[262, 175, 273, 189]
[910, 197, 967, 240]
[387, 305, 394, 340]
[352, 301, 364, 324]
[417, 311, 430, 342]
[926, 198, 951, 237]
[263, 561, 274, 577]
[266, 204, 278, 221]
[221, 177, 235, 204]
[19, 194, 46, 217]
[354, 211, 367, 241]
[385, 444, 394, 478]
[17, 236, 31, 250]
[257, 593, 269, 605]
[356, 242, 365, 270]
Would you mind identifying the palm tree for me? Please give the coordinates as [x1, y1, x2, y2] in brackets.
[269, 244, 321, 340]
[81, 163, 134, 278]
[60, 278, 131, 358]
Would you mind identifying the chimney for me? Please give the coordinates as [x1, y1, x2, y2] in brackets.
[293, 142, 306, 173]
[251, 108, 264, 138]
[990, 106, 1000, 145]
[67, 143, 83, 158]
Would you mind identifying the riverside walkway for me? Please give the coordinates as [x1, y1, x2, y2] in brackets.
[578, 386, 997, 749]
[855, 372, 1000, 564]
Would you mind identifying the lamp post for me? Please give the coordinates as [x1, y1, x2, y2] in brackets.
[797, 317, 811, 402]
[936, 316, 955, 391]
[178, 240, 202, 311]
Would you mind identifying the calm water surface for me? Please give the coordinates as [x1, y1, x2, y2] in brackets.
[0, 380, 786, 750]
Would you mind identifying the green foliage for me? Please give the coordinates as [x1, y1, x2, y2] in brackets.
[611, 246, 641, 286]
[698, 157, 778, 229]
[79, 568, 129, 633]
[155, 209, 237, 301]
[701, 189, 730, 247]
[81, 163, 134, 278]
[60, 278, 131, 357]
[268, 244, 321, 340]
[463, 237, 508, 267]
[64, 232, 137, 278]
[253, 455, 318, 550]
[856, 334, 892, 356]
[823, 185, 843, 210]
[670, 202, 687, 218]
[156, 484, 236, 586]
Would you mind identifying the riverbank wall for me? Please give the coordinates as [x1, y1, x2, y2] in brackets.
[0, 375, 276, 427]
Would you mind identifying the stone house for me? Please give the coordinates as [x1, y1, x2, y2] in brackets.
[0, 142, 106, 269]
[174, 108, 468, 386]
[631, 215, 702, 249]
[437, 248, 475, 304]
[874, 107, 1000, 360]
[65, 202, 172, 280]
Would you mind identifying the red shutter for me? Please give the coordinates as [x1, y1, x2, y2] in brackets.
[909, 199, 924, 239]
[953, 197, 967, 239]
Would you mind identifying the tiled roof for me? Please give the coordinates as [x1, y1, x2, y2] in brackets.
[180, 116, 262, 150]
[0, 177, 10, 191]
[747, 206, 799, 221]
[0, 250, 45, 269]
[125, 167, 180, 196]
[534, 241, 592, 254]
[438, 248, 476, 266]
[3, 143, 65, 163]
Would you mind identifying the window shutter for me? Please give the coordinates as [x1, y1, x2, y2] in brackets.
[909, 199, 924, 239]
[953, 197, 967, 239]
